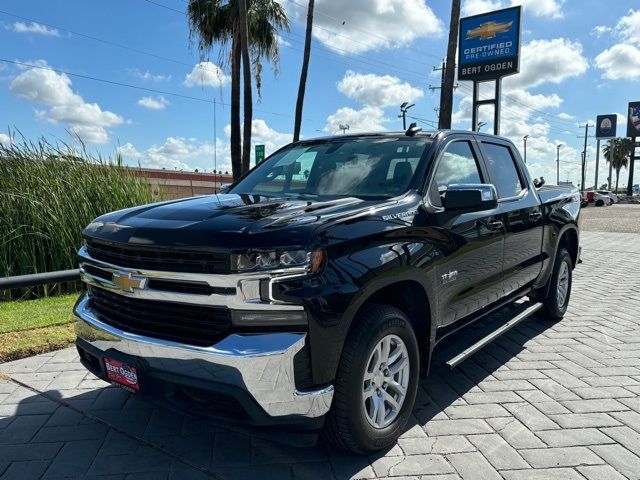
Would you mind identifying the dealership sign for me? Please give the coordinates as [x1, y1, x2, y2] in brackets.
[458, 6, 522, 81]
[628, 102, 640, 138]
[596, 114, 617, 139]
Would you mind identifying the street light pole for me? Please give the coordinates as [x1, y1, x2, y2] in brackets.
[523, 135, 530, 164]
[556, 144, 563, 185]
[399, 102, 415, 130]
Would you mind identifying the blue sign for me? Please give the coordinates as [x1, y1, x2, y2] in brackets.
[596, 114, 617, 139]
[458, 6, 521, 81]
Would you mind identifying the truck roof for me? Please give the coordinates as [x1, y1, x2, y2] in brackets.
[297, 129, 514, 144]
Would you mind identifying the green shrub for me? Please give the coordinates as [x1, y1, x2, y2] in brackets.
[0, 135, 156, 296]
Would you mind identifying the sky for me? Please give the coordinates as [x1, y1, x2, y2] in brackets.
[1, 0, 639, 188]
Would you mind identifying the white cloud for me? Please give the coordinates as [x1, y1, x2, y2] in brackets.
[117, 142, 142, 158]
[0, 133, 12, 146]
[504, 38, 588, 90]
[462, 0, 564, 18]
[462, 0, 503, 17]
[276, 34, 291, 47]
[137, 95, 169, 110]
[287, 0, 443, 54]
[591, 25, 611, 38]
[557, 113, 575, 120]
[595, 44, 640, 80]
[617, 9, 640, 46]
[9, 60, 123, 144]
[518, 0, 564, 19]
[130, 69, 171, 82]
[324, 106, 386, 133]
[118, 120, 290, 172]
[183, 62, 230, 88]
[13, 21, 60, 37]
[337, 70, 423, 108]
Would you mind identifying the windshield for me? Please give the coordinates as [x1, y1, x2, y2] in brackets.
[230, 136, 433, 199]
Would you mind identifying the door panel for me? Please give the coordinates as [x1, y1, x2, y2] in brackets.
[479, 141, 544, 297]
[434, 209, 504, 326]
[426, 138, 505, 326]
[499, 192, 544, 297]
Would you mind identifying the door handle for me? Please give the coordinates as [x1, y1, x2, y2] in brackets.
[529, 211, 543, 221]
[487, 220, 504, 231]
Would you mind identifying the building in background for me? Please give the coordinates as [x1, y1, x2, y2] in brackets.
[131, 168, 234, 200]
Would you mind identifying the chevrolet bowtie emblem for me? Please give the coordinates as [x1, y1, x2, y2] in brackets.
[112, 271, 147, 292]
[466, 20, 513, 40]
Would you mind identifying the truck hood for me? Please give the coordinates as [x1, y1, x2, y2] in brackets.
[84, 193, 398, 250]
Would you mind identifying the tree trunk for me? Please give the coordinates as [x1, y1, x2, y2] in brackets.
[615, 168, 620, 193]
[230, 33, 242, 181]
[439, 0, 460, 129]
[238, 0, 252, 175]
[293, 0, 314, 142]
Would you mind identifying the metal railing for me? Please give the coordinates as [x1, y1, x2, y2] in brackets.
[0, 269, 80, 291]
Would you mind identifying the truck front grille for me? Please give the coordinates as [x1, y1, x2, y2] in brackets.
[89, 287, 232, 347]
[85, 239, 230, 274]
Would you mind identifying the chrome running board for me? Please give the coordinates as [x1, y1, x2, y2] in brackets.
[445, 301, 543, 369]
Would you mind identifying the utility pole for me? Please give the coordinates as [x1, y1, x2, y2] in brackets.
[523, 135, 530, 164]
[579, 123, 592, 191]
[398, 102, 414, 130]
[338, 124, 349, 134]
[430, 61, 457, 128]
[439, 0, 460, 129]
[556, 144, 562, 185]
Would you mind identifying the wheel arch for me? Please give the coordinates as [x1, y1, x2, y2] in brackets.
[343, 274, 436, 373]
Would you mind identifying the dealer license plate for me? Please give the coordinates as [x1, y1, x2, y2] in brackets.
[103, 357, 140, 393]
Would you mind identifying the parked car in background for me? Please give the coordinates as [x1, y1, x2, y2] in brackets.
[74, 129, 581, 453]
[597, 190, 619, 204]
[583, 191, 608, 207]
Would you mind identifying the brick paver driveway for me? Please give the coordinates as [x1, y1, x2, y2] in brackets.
[1, 231, 639, 479]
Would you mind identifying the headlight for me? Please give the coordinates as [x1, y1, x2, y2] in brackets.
[231, 249, 325, 273]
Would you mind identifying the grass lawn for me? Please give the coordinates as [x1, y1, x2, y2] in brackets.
[0, 293, 79, 363]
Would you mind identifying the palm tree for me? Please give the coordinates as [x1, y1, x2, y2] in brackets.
[238, 0, 252, 175]
[603, 138, 634, 193]
[293, 0, 314, 142]
[187, 0, 289, 180]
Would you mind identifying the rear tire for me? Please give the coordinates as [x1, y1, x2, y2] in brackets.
[539, 248, 572, 320]
[323, 304, 419, 453]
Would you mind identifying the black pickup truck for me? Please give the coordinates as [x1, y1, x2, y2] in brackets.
[74, 129, 580, 453]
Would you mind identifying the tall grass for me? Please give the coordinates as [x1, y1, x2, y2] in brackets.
[1, 135, 156, 296]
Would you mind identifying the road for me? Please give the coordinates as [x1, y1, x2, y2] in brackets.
[581, 204, 640, 234]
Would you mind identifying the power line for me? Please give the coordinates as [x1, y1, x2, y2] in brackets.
[0, 58, 323, 124]
[0, 9, 209, 73]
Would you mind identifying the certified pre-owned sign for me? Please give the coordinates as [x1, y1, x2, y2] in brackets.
[458, 6, 522, 82]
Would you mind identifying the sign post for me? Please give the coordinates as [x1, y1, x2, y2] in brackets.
[627, 102, 640, 196]
[595, 114, 617, 190]
[458, 6, 521, 135]
[255, 144, 265, 165]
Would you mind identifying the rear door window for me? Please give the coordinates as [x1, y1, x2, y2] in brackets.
[481, 142, 524, 199]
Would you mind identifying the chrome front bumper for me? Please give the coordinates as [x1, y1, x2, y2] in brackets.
[74, 294, 333, 419]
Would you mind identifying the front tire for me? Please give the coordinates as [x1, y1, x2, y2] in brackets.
[324, 304, 419, 453]
[539, 248, 573, 320]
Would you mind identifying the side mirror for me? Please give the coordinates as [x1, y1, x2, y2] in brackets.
[443, 184, 498, 213]
[288, 161, 301, 175]
[219, 183, 231, 194]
